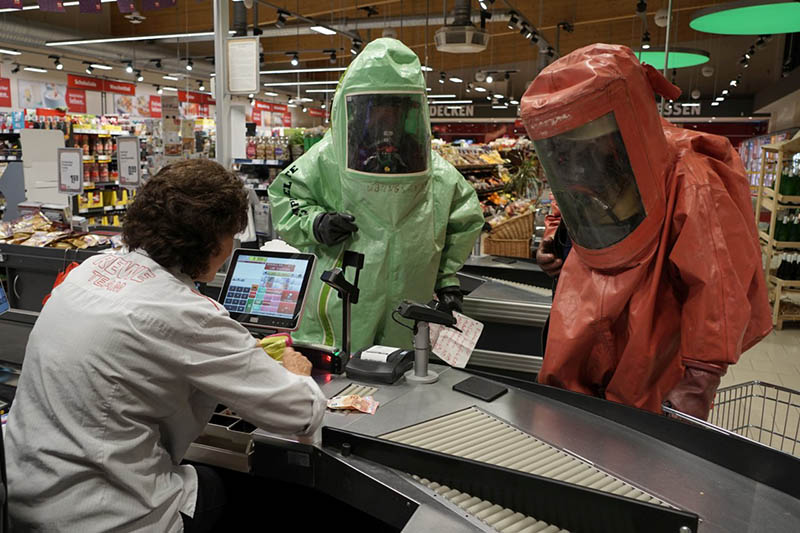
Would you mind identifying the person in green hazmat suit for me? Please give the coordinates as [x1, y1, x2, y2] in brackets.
[268, 38, 484, 351]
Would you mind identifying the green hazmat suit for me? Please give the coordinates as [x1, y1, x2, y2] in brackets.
[268, 38, 484, 351]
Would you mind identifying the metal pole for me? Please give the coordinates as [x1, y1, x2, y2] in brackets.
[660, 0, 673, 115]
[214, 0, 231, 168]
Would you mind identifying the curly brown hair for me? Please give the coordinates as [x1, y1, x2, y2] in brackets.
[123, 159, 249, 280]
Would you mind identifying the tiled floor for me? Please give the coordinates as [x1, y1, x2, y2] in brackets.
[713, 327, 800, 455]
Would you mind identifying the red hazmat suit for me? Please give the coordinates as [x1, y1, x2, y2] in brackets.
[521, 44, 772, 418]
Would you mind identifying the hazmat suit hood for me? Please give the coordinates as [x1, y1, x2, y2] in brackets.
[332, 38, 431, 180]
[521, 43, 681, 270]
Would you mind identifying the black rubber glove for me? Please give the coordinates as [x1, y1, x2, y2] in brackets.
[313, 212, 358, 246]
[436, 286, 463, 315]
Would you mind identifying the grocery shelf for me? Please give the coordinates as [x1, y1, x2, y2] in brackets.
[759, 231, 800, 249]
[73, 129, 122, 136]
[78, 205, 128, 215]
[0, 156, 22, 161]
[234, 158, 289, 167]
[455, 163, 505, 171]
[83, 181, 121, 189]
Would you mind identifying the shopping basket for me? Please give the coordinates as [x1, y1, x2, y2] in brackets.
[663, 381, 800, 457]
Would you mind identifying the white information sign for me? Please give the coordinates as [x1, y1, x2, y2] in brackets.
[57, 148, 83, 195]
[117, 136, 141, 188]
[227, 37, 260, 94]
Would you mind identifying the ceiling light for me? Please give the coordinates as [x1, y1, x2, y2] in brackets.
[185, 59, 193, 71]
[136, 71, 144, 82]
[125, 62, 133, 73]
[446, 106, 465, 110]
[479, 0, 488, 10]
[287, 103, 298, 108]
[690, 1, 800, 35]
[91, 63, 112, 70]
[290, 53, 299, 67]
[741, 57, 750, 68]
[715, 96, 724, 101]
[329, 50, 337, 64]
[321, 103, 327, 109]
[260, 67, 346, 74]
[198, 81, 205, 91]
[508, 11, 519, 30]
[711, 101, 719, 106]
[730, 79, 738, 86]
[547, 47, 555, 58]
[350, 38, 363, 55]
[449, 77, 463, 83]
[163, 87, 178, 92]
[156, 86, 163, 94]
[50, 56, 63, 70]
[426, 87, 432, 91]
[305, 89, 336, 93]
[263, 81, 339, 87]
[163, 75, 179, 81]
[264, 91, 279, 96]
[486, 95, 492, 100]
[492, 105, 509, 109]
[310, 26, 336, 36]
[302, 106, 308, 113]
[0, 48, 21, 56]
[427, 94, 458, 98]
[642, 31, 651, 49]
[637, 47, 710, 68]
[474, 86, 487, 92]
[275, 10, 288, 28]
[85, 65, 93, 74]
[47, 31, 221, 47]
[722, 89, 729, 95]
[439, 72, 445, 84]
[504, 72, 510, 80]
[24, 67, 47, 73]
[421, 65, 433, 72]
[433, 99, 473, 104]
[494, 94, 504, 98]
[509, 99, 519, 105]
[248, 93, 254, 98]
[297, 97, 313, 102]
[485, 74, 494, 83]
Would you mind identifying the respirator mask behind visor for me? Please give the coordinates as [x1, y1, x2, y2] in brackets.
[534, 112, 647, 250]
[345, 93, 429, 175]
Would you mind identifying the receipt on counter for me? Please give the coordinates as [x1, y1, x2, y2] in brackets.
[360, 345, 398, 363]
[429, 311, 483, 368]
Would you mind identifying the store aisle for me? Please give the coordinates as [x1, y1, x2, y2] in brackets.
[723, 328, 800, 390]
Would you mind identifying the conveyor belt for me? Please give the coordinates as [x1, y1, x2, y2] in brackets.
[484, 276, 552, 298]
[334, 383, 378, 398]
[382, 407, 672, 511]
[413, 475, 569, 533]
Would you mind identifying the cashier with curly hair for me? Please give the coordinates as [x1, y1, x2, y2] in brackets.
[5, 159, 326, 533]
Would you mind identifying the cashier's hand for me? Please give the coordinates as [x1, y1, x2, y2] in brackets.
[536, 237, 563, 277]
[282, 348, 313, 376]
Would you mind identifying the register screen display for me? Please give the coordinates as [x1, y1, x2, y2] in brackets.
[219, 250, 316, 330]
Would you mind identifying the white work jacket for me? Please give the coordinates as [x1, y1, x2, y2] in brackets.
[5, 250, 326, 532]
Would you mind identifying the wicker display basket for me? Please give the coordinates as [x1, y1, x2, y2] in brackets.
[489, 210, 534, 240]
[484, 236, 532, 259]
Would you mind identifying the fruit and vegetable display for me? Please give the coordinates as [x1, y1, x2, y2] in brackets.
[433, 141, 508, 167]
[485, 197, 536, 229]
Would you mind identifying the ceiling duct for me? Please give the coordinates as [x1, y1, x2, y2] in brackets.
[434, 0, 490, 54]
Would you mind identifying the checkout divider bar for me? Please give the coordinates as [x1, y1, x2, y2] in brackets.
[321, 427, 699, 533]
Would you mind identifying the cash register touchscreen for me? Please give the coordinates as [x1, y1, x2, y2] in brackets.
[219, 249, 316, 331]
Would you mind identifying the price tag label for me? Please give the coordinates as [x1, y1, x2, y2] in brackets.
[117, 136, 141, 188]
[57, 148, 83, 195]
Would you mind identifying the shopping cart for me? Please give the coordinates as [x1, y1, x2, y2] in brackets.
[663, 381, 800, 457]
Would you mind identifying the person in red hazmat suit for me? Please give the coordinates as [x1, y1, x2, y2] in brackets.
[521, 43, 772, 420]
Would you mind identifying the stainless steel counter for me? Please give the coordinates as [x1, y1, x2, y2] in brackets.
[251, 367, 800, 532]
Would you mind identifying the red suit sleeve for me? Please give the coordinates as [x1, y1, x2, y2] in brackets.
[543, 195, 561, 241]
[668, 136, 772, 375]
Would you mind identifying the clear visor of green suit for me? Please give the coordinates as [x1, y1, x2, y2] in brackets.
[268, 38, 484, 351]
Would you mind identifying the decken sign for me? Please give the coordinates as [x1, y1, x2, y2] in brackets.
[428, 104, 518, 119]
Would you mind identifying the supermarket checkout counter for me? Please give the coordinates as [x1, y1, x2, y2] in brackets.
[1, 248, 800, 531]
[190, 248, 800, 532]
